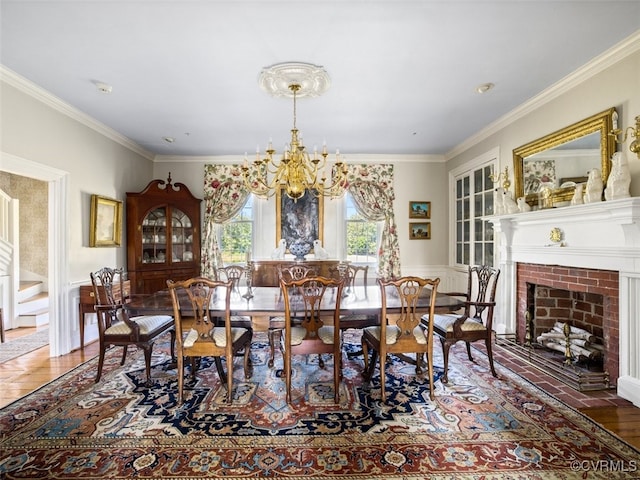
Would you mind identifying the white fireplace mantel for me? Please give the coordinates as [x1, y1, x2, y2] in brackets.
[487, 197, 640, 407]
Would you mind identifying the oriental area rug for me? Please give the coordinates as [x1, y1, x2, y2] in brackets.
[1, 332, 638, 479]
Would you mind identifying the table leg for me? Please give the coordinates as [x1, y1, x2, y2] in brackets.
[78, 304, 86, 350]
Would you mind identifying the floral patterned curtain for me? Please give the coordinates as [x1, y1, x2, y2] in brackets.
[201, 164, 249, 278]
[344, 164, 401, 280]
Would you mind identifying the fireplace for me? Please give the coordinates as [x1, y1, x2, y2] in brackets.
[513, 263, 618, 388]
[488, 198, 640, 406]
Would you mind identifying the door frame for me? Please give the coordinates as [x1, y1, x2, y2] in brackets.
[1, 152, 70, 356]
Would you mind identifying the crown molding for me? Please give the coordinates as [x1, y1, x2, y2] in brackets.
[0, 65, 154, 161]
[153, 153, 446, 164]
[446, 30, 640, 161]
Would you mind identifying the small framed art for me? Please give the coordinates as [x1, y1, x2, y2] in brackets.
[90, 194, 123, 247]
[409, 201, 430, 219]
[409, 222, 431, 240]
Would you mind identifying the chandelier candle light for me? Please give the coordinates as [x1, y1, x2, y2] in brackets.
[242, 63, 348, 201]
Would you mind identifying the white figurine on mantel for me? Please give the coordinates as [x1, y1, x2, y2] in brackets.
[584, 168, 604, 203]
[501, 188, 520, 214]
[517, 197, 532, 212]
[313, 239, 330, 259]
[605, 151, 631, 201]
[570, 184, 584, 205]
[271, 239, 286, 259]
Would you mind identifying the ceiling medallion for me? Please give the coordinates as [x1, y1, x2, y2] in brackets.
[242, 62, 346, 201]
[258, 62, 331, 98]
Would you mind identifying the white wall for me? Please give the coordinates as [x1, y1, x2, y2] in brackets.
[152, 155, 451, 280]
[448, 49, 640, 194]
[1, 71, 155, 353]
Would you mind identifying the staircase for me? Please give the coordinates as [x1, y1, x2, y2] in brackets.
[17, 281, 49, 327]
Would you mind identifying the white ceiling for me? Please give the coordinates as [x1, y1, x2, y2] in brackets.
[1, 1, 640, 158]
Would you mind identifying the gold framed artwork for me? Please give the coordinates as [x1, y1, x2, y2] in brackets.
[409, 222, 431, 240]
[90, 194, 123, 247]
[276, 188, 323, 251]
[409, 201, 431, 219]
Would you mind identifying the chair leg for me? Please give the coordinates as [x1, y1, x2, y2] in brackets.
[226, 354, 234, 404]
[169, 329, 176, 362]
[361, 337, 372, 380]
[244, 344, 253, 379]
[485, 338, 498, 377]
[95, 345, 106, 383]
[333, 350, 341, 403]
[441, 338, 451, 384]
[142, 345, 153, 387]
[120, 345, 128, 366]
[268, 329, 281, 368]
[379, 353, 387, 402]
[284, 348, 292, 404]
[214, 357, 227, 387]
[425, 352, 435, 401]
[177, 354, 185, 405]
[466, 341, 474, 362]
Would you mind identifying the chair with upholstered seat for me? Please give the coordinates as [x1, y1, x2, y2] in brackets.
[362, 276, 440, 402]
[167, 276, 253, 404]
[422, 265, 500, 384]
[331, 263, 378, 357]
[266, 263, 318, 368]
[280, 274, 345, 403]
[90, 267, 175, 386]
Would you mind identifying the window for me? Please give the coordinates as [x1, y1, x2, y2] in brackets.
[219, 196, 253, 264]
[345, 193, 379, 264]
[454, 164, 494, 267]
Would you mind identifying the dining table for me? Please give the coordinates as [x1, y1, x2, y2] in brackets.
[126, 283, 465, 370]
[127, 284, 464, 336]
[126, 283, 464, 325]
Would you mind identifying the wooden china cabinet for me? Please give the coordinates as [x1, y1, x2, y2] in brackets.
[126, 175, 201, 295]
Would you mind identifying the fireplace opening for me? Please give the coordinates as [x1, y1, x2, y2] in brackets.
[496, 263, 618, 392]
[526, 285, 605, 371]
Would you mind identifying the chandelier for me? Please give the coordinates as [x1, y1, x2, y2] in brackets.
[241, 63, 348, 201]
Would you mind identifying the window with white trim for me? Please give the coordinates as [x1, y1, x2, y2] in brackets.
[219, 195, 253, 264]
[454, 164, 495, 267]
[345, 193, 379, 264]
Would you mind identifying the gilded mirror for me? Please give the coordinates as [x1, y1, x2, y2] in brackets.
[513, 108, 617, 207]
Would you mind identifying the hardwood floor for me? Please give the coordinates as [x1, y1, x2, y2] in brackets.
[1, 327, 639, 450]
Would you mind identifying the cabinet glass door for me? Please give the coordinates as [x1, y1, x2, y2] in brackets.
[171, 208, 194, 263]
[141, 207, 168, 264]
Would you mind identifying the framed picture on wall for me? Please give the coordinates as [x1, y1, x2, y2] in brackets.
[409, 201, 431, 219]
[90, 194, 123, 247]
[409, 222, 431, 240]
[276, 188, 323, 251]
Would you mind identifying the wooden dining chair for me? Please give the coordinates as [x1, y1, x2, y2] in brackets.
[215, 264, 246, 294]
[214, 264, 253, 341]
[331, 264, 378, 357]
[267, 263, 318, 368]
[280, 274, 345, 403]
[166, 276, 253, 405]
[422, 265, 500, 384]
[90, 267, 175, 386]
[362, 276, 440, 402]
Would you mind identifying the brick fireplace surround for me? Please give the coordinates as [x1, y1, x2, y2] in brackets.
[516, 263, 619, 383]
[489, 197, 640, 407]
